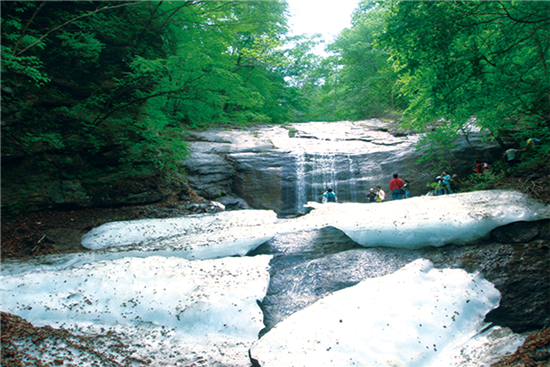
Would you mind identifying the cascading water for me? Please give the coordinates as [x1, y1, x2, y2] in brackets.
[308, 152, 338, 202]
[291, 152, 365, 210]
[347, 154, 360, 203]
[294, 151, 307, 214]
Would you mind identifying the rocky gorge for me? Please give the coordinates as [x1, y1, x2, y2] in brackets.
[1, 120, 549, 366]
[183, 120, 503, 216]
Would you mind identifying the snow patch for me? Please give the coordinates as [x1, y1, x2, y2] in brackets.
[1, 255, 272, 366]
[250, 259, 504, 367]
[81, 210, 278, 259]
[283, 190, 550, 248]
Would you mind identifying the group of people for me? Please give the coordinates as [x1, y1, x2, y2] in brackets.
[367, 173, 411, 202]
[323, 173, 412, 204]
[320, 137, 542, 204]
[502, 137, 541, 167]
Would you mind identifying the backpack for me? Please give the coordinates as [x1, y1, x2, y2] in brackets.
[326, 192, 336, 202]
[531, 138, 541, 146]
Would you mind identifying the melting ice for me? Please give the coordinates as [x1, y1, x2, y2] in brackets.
[1, 190, 547, 365]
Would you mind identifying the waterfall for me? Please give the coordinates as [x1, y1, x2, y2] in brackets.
[294, 152, 307, 214]
[292, 152, 364, 208]
[347, 154, 359, 203]
[307, 151, 338, 203]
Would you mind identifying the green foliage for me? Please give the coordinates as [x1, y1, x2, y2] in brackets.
[287, 127, 297, 137]
[463, 171, 506, 192]
[1, 0, 295, 184]
[415, 125, 460, 174]
[380, 0, 550, 164]
[289, 2, 405, 122]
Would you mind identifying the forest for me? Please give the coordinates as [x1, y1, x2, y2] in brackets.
[2, 0, 549, 215]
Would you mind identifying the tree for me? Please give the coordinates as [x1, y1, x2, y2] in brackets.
[381, 1, 550, 164]
[327, 1, 403, 119]
[296, 0, 404, 122]
[1, 0, 293, 180]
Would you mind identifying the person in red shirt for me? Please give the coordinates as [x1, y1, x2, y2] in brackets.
[389, 173, 405, 200]
[474, 161, 483, 174]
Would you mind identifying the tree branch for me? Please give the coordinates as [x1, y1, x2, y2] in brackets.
[11, 1, 47, 56]
[92, 73, 207, 126]
[15, 1, 142, 56]
[497, 1, 550, 24]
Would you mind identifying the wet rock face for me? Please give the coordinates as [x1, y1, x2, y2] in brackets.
[1, 153, 179, 215]
[484, 241, 549, 333]
[457, 223, 550, 333]
[491, 220, 549, 243]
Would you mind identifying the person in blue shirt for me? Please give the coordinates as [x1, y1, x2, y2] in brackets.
[441, 171, 453, 195]
[323, 188, 337, 203]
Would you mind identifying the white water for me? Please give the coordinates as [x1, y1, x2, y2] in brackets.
[295, 151, 307, 213]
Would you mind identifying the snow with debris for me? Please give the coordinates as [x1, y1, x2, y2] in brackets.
[1, 255, 272, 366]
[81, 209, 278, 259]
[2, 189, 546, 365]
[250, 259, 519, 367]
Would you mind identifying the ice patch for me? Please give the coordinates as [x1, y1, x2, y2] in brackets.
[250, 259, 504, 367]
[80, 191, 549, 259]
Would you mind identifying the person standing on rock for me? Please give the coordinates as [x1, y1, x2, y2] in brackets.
[367, 188, 377, 202]
[376, 186, 386, 202]
[441, 171, 453, 195]
[389, 173, 406, 200]
[402, 179, 411, 198]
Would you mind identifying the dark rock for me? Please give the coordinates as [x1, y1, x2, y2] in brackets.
[453, 235, 550, 333]
[216, 195, 251, 211]
[491, 220, 550, 243]
[183, 153, 234, 199]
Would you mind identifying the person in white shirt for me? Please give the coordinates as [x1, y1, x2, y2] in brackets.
[376, 186, 386, 202]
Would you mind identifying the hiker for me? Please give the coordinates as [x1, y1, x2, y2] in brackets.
[389, 173, 406, 200]
[402, 179, 411, 198]
[434, 176, 443, 196]
[323, 188, 337, 203]
[474, 161, 483, 174]
[502, 148, 522, 167]
[367, 188, 377, 203]
[525, 138, 540, 151]
[441, 171, 453, 195]
[376, 186, 386, 202]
